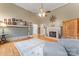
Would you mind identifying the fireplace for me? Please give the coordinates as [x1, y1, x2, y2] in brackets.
[47, 27, 61, 38]
[49, 31, 56, 37]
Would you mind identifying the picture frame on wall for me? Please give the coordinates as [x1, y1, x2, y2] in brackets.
[4, 19, 7, 25]
[1, 18, 33, 27]
[12, 18, 17, 25]
[8, 19, 12, 25]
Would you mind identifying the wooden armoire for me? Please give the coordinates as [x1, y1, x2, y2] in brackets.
[63, 18, 79, 39]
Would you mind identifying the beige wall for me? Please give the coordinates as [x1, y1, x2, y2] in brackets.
[0, 3, 40, 41]
[0, 3, 40, 24]
[40, 3, 79, 26]
[1, 3, 79, 40]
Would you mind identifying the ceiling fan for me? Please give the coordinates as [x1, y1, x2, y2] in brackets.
[38, 3, 56, 23]
[38, 3, 51, 17]
[45, 11, 52, 17]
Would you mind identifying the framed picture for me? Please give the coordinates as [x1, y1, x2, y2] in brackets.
[8, 19, 12, 25]
[4, 19, 7, 25]
[1, 18, 33, 27]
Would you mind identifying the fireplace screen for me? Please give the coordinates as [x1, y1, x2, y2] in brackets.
[49, 31, 56, 37]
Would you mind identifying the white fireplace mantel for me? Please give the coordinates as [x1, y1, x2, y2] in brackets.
[47, 27, 61, 38]
[40, 24, 61, 39]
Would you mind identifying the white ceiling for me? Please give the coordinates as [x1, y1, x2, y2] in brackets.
[15, 3, 67, 13]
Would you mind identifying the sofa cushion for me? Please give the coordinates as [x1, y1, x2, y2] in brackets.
[59, 39, 79, 56]
[43, 42, 68, 56]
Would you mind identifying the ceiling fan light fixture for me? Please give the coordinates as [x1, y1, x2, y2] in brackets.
[38, 12, 46, 17]
[38, 3, 46, 17]
[38, 13, 42, 17]
[42, 12, 46, 17]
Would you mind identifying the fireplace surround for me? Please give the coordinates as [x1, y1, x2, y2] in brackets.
[49, 31, 56, 37]
[47, 27, 61, 38]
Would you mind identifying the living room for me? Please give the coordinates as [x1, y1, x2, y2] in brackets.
[0, 3, 78, 56]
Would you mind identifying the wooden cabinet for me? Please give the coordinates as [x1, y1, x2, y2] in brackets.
[63, 18, 78, 39]
[77, 19, 79, 38]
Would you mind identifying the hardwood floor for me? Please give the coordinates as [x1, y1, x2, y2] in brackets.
[32, 34, 57, 42]
[0, 42, 20, 56]
[0, 35, 57, 56]
[0, 37, 32, 56]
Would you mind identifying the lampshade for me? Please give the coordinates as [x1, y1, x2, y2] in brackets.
[1, 23, 6, 27]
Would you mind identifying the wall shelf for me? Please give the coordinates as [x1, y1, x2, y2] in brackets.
[0, 25, 33, 28]
[0, 18, 33, 28]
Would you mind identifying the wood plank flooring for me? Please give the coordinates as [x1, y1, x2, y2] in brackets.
[32, 34, 57, 42]
[0, 42, 20, 56]
[0, 35, 57, 56]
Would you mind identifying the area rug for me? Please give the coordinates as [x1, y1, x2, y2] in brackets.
[14, 38, 44, 56]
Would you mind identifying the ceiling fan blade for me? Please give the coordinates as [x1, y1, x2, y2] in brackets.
[44, 11, 51, 17]
[45, 11, 51, 13]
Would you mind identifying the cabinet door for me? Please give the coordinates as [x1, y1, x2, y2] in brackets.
[73, 19, 77, 38]
[66, 21, 70, 37]
[63, 19, 77, 39]
[77, 20, 79, 38]
[63, 22, 67, 37]
[63, 21, 70, 38]
[68, 20, 74, 38]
